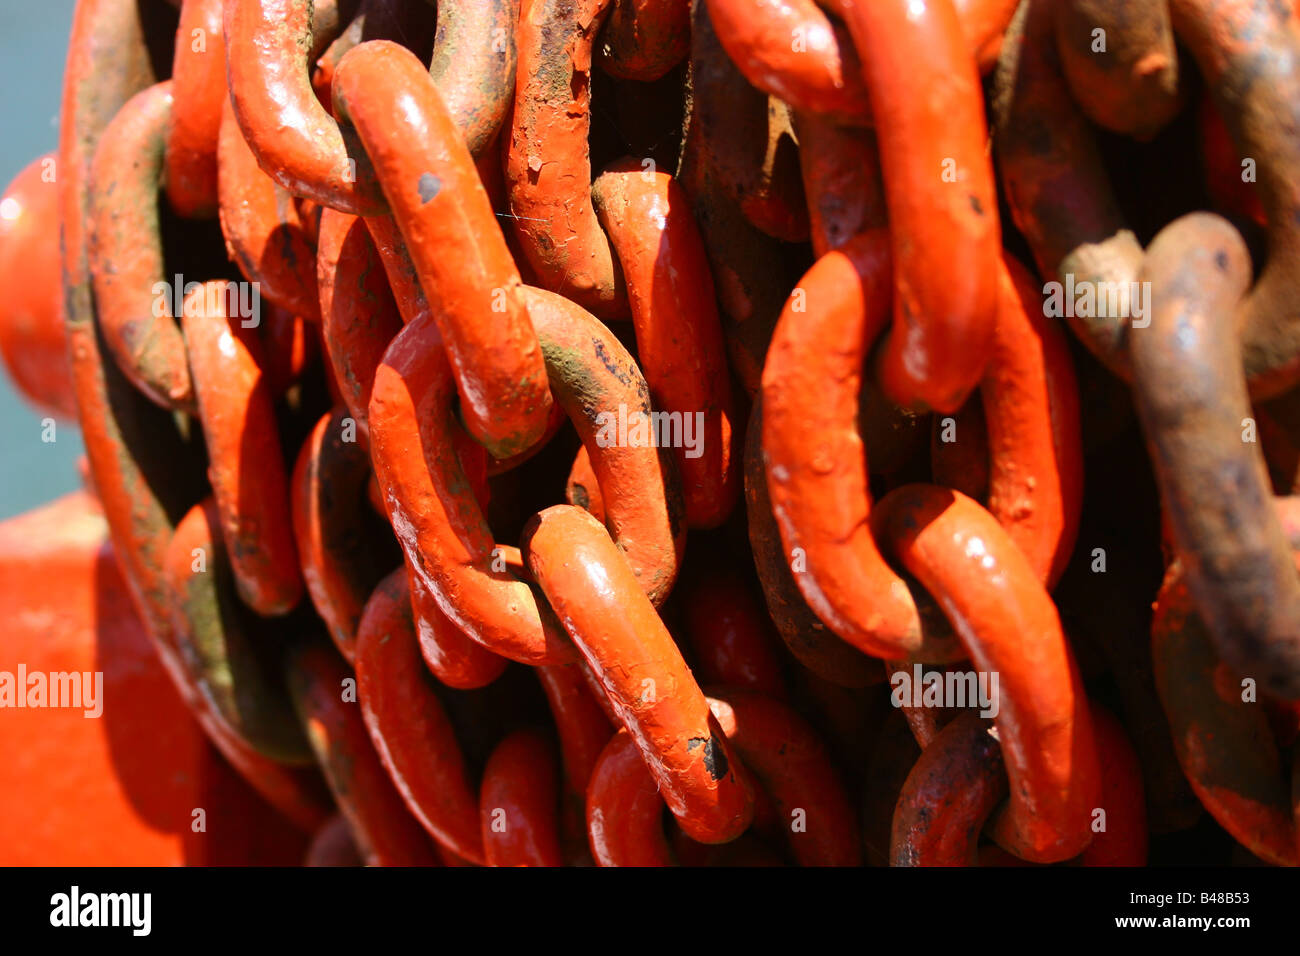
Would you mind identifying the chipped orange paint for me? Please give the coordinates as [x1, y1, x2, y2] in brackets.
[368, 313, 571, 666]
[762, 231, 963, 663]
[59, 0, 332, 828]
[427, 0, 522, 157]
[62, 0, 198, 717]
[687, 13, 809, 243]
[524, 505, 753, 844]
[993, 0, 1142, 379]
[223, 0, 387, 215]
[507, 0, 629, 319]
[333, 40, 553, 458]
[586, 691, 856, 865]
[872, 485, 1100, 863]
[982, 254, 1082, 588]
[368, 288, 682, 664]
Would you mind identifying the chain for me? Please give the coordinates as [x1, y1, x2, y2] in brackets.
[2, 0, 1299, 866]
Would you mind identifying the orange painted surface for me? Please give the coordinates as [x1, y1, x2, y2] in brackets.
[0, 492, 305, 865]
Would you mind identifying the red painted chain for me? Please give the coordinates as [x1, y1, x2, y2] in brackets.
[5, 0, 1298, 867]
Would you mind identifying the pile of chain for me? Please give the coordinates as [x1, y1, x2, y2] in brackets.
[8, 0, 1300, 866]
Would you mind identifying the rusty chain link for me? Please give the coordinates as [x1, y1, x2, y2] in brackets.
[5, 0, 1300, 868]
